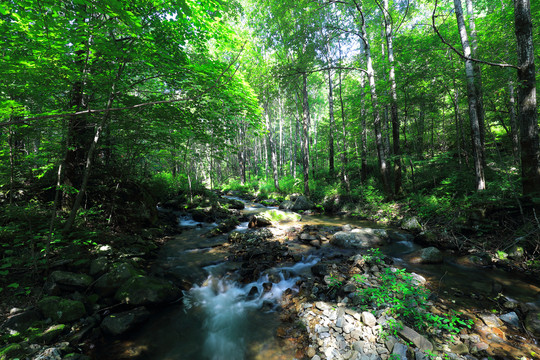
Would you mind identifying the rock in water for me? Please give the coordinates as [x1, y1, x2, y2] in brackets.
[401, 217, 422, 232]
[115, 275, 181, 305]
[331, 229, 387, 249]
[410, 247, 443, 264]
[101, 307, 150, 336]
[37, 296, 86, 322]
[525, 311, 540, 338]
[291, 195, 314, 211]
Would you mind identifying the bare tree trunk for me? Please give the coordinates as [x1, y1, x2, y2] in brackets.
[508, 80, 520, 165]
[302, 73, 311, 195]
[327, 68, 336, 179]
[452, 76, 463, 166]
[514, 0, 540, 196]
[355, 1, 391, 194]
[454, 0, 486, 190]
[338, 61, 351, 193]
[63, 64, 124, 233]
[465, 0, 486, 153]
[360, 74, 368, 184]
[265, 105, 281, 192]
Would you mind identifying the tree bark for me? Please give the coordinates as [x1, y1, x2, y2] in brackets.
[327, 68, 336, 179]
[338, 61, 351, 193]
[356, 1, 391, 194]
[265, 105, 281, 192]
[507, 80, 520, 165]
[302, 73, 311, 195]
[360, 74, 368, 183]
[454, 0, 486, 191]
[514, 0, 540, 196]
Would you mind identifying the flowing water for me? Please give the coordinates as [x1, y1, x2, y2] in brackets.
[96, 198, 540, 359]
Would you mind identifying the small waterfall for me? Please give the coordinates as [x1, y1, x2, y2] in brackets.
[183, 257, 318, 360]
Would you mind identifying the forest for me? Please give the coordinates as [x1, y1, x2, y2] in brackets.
[0, 0, 539, 359]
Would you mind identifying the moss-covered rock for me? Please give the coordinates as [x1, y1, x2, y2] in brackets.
[114, 276, 181, 306]
[31, 324, 66, 344]
[258, 209, 302, 224]
[0, 343, 23, 360]
[94, 262, 142, 297]
[50, 271, 93, 289]
[37, 296, 86, 323]
[100, 307, 150, 336]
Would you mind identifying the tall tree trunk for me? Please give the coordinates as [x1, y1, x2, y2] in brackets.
[452, 76, 463, 166]
[327, 68, 336, 179]
[338, 62, 351, 193]
[382, 0, 402, 195]
[514, 0, 540, 196]
[454, 0, 486, 191]
[355, 1, 391, 194]
[265, 105, 281, 192]
[302, 73, 311, 195]
[360, 74, 368, 183]
[508, 80, 520, 165]
[465, 0, 486, 153]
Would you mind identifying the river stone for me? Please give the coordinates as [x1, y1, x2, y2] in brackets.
[94, 262, 142, 297]
[279, 200, 294, 210]
[478, 313, 503, 328]
[399, 325, 433, 351]
[101, 307, 150, 336]
[50, 271, 93, 289]
[410, 247, 443, 264]
[401, 217, 422, 233]
[291, 196, 314, 211]
[507, 245, 524, 260]
[257, 209, 302, 224]
[525, 311, 540, 337]
[2, 308, 41, 331]
[115, 275, 181, 305]
[89, 257, 110, 276]
[37, 296, 86, 322]
[226, 198, 245, 210]
[499, 312, 520, 328]
[392, 342, 408, 360]
[362, 311, 377, 327]
[331, 229, 387, 249]
[33, 324, 66, 344]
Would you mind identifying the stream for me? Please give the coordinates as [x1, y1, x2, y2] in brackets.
[95, 197, 540, 360]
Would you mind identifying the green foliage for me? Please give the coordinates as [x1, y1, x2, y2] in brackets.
[353, 267, 473, 336]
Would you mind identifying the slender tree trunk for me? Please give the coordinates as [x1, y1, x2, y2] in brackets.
[265, 105, 281, 192]
[508, 80, 520, 165]
[338, 63, 351, 193]
[382, 0, 402, 195]
[302, 73, 311, 195]
[327, 68, 336, 179]
[454, 0, 486, 190]
[466, 0, 486, 153]
[63, 64, 124, 233]
[360, 74, 368, 183]
[8, 120, 14, 205]
[417, 108, 425, 157]
[514, 0, 540, 196]
[356, 1, 390, 193]
[452, 77, 463, 166]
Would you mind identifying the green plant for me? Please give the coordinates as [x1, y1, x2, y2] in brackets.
[327, 274, 342, 289]
[362, 248, 384, 264]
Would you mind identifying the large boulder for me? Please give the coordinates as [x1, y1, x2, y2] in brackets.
[225, 198, 245, 210]
[291, 196, 314, 211]
[50, 271, 93, 290]
[525, 311, 540, 338]
[37, 296, 86, 322]
[252, 209, 301, 226]
[279, 200, 294, 210]
[94, 262, 142, 297]
[115, 276, 181, 306]
[100, 307, 150, 336]
[331, 229, 388, 249]
[410, 247, 443, 264]
[401, 217, 422, 233]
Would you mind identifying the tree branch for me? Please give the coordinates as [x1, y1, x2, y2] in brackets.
[0, 42, 247, 127]
[432, 0, 517, 69]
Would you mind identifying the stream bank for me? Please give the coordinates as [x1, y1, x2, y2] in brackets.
[1, 192, 539, 360]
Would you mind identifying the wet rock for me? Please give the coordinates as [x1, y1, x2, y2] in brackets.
[210, 217, 239, 235]
[387, 230, 414, 242]
[525, 311, 540, 338]
[410, 247, 443, 264]
[478, 313, 503, 328]
[32, 324, 67, 344]
[331, 229, 387, 249]
[100, 307, 150, 336]
[392, 342, 408, 360]
[115, 275, 181, 306]
[37, 296, 86, 322]
[279, 200, 294, 210]
[2, 308, 41, 332]
[89, 257, 110, 276]
[248, 215, 272, 228]
[499, 312, 520, 328]
[401, 217, 422, 233]
[94, 262, 142, 297]
[291, 196, 314, 211]
[399, 325, 433, 351]
[50, 271, 93, 289]
[226, 198, 245, 210]
[312, 264, 328, 277]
